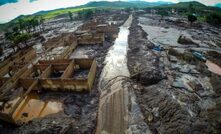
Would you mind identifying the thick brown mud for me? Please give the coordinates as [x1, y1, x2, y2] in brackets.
[0, 30, 114, 134]
[127, 15, 221, 134]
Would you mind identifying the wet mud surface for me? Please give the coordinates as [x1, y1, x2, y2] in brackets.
[96, 15, 132, 134]
[0, 10, 130, 134]
[127, 15, 221, 134]
[0, 27, 115, 134]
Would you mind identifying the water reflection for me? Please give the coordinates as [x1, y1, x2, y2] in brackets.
[206, 60, 221, 76]
[100, 15, 132, 89]
[12, 92, 63, 123]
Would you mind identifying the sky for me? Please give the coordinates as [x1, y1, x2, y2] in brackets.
[0, 0, 220, 23]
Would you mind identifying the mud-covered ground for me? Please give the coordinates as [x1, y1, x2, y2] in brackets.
[0, 41, 113, 134]
[0, 11, 128, 134]
[127, 14, 221, 134]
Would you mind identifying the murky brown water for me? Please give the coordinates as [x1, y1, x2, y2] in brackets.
[99, 16, 131, 88]
[206, 60, 221, 76]
[11, 92, 63, 123]
[96, 15, 132, 134]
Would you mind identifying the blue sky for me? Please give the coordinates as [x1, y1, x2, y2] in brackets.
[0, 0, 220, 23]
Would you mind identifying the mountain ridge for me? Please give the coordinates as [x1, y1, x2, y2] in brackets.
[0, 0, 220, 31]
[215, 3, 221, 8]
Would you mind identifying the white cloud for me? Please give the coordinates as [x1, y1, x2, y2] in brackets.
[0, 0, 93, 23]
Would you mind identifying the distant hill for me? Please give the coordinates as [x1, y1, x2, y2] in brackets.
[152, 1, 221, 14]
[0, 0, 17, 6]
[0, 0, 173, 30]
[84, 1, 173, 8]
[155, 1, 207, 9]
[215, 3, 221, 8]
[1, 1, 220, 32]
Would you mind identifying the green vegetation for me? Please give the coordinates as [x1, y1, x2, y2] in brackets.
[38, 7, 95, 20]
[0, 1, 221, 32]
[188, 3, 195, 13]
[158, 10, 169, 19]
[187, 3, 197, 24]
[0, 47, 2, 56]
[188, 14, 197, 24]
[0, 7, 95, 32]
[0, 0, 175, 32]
[151, 1, 221, 26]
[206, 13, 221, 26]
[84, 1, 151, 8]
[68, 11, 73, 21]
[13, 33, 31, 46]
[78, 9, 94, 20]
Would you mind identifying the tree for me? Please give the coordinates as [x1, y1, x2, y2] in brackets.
[78, 9, 94, 20]
[188, 14, 197, 24]
[13, 33, 31, 47]
[125, 8, 131, 13]
[206, 13, 221, 26]
[84, 10, 94, 19]
[188, 3, 195, 14]
[68, 11, 73, 21]
[18, 19, 26, 33]
[12, 26, 19, 34]
[0, 47, 3, 56]
[5, 31, 15, 41]
[39, 17, 45, 32]
[158, 10, 168, 19]
[30, 17, 39, 33]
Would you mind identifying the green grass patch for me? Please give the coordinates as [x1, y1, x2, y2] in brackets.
[41, 7, 96, 20]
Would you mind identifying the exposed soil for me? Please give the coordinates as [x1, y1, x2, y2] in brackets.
[127, 14, 221, 134]
[1, 10, 221, 134]
[0, 42, 109, 134]
[0, 12, 127, 134]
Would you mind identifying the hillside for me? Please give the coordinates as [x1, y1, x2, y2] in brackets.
[0, 0, 17, 6]
[0, 7, 95, 31]
[152, 1, 221, 16]
[215, 3, 221, 8]
[83, 1, 173, 8]
[155, 1, 206, 9]
[1, 1, 220, 32]
[0, 1, 173, 31]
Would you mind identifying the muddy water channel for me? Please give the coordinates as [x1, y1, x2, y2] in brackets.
[96, 15, 150, 134]
[99, 19, 131, 87]
[96, 15, 132, 134]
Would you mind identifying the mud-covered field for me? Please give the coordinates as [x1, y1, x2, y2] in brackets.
[0, 10, 221, 134]
[0, 41, 112, 134]
[127, 14, 221, 133]
[0, 12, 128, 134]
